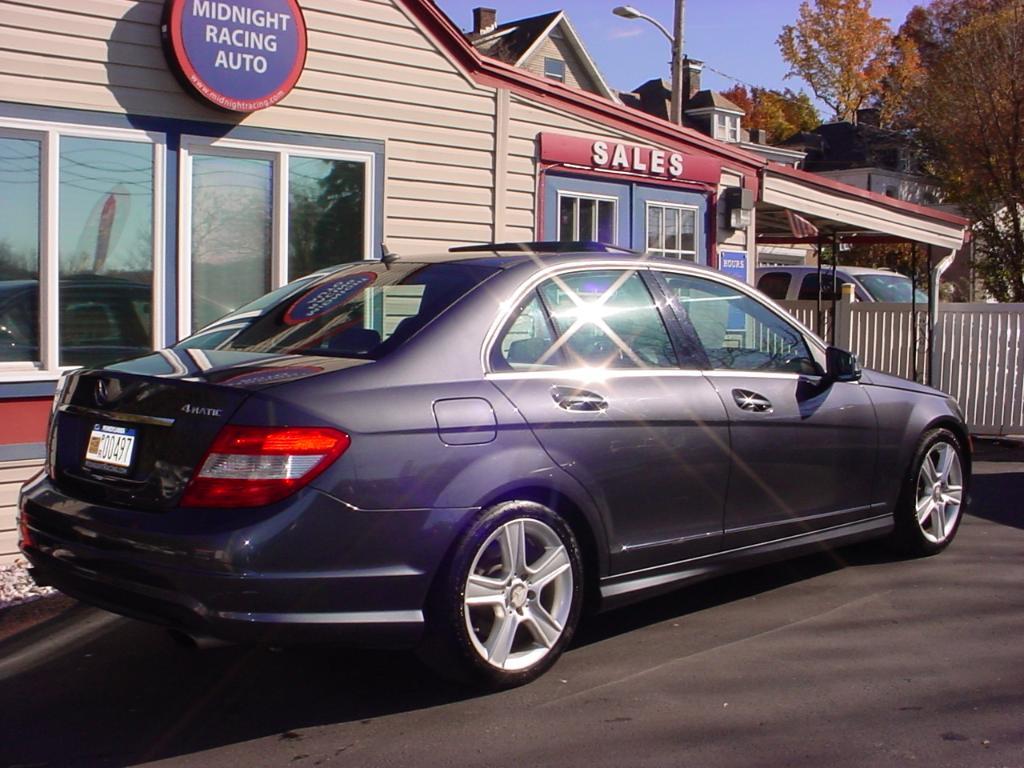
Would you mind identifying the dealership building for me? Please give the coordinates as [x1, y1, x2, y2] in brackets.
[0, 0, 969, 561]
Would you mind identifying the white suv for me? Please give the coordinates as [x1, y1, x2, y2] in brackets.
[756, 266, 928, 303]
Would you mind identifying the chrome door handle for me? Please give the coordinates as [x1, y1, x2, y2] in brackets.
[551, 386, 608, 412]
[732, 389, 773, 413]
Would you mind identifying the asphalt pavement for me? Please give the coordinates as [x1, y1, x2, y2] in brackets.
[1, 443, 1021, 768]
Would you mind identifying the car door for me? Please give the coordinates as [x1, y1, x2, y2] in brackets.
[487, 267, 731, 573]
[655, 271, 878, 549]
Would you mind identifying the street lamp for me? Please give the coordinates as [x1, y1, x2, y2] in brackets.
[613, 3, 685, 126]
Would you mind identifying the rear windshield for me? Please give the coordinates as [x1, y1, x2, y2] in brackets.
[175, 261, 499, 359]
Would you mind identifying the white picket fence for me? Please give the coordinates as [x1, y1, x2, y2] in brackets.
[932, 305, 1024, 435]
[779, 297, 1024, 436]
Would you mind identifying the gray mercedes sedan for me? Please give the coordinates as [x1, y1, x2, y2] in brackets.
[19, 245, 970, 689]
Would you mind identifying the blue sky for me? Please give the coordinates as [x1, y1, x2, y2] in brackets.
[435, 0, 922, 114]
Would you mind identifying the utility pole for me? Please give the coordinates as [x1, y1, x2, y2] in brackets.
[670, 0, 685, 125]
[613, 2, 686, 125]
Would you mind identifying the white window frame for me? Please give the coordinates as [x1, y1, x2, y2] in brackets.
[0, 117, 165, 382]
[178, 135, 376, 338]
[645, 201, 700, 261]
[714, 113, 740, 143]
[555, 191, 618, 242]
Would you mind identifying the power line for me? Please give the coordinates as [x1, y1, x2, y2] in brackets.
[700, 63, 816, 108]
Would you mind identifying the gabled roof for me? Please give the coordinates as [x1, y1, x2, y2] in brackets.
[467, 10, 619, 102]
[468, 11, 560, 63]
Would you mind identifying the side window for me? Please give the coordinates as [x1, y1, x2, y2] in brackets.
[660, 273, 818, 374]
[798, 272, 848, 301]
[539, 270, 677, 369]
[497, 292, 560, 369]
[495, 270, 678, 370]
[756, 272, 791, 300]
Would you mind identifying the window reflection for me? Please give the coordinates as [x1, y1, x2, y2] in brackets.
[58, 137, 154, 367]
[0, 136, 41, 362]
[557, 195, 616, 243]
[191, 154, 272, 330]
[289, 156, 364, 278]
[535, 270, 678, 369]
[647, 203, 697, 261]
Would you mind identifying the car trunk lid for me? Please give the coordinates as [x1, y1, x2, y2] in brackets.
[50, 352, 369, 511]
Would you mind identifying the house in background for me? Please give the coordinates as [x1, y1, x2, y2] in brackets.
[620, 62, 806, 168]
[465, 7, 619, 102]
[782, 110, 944, 206]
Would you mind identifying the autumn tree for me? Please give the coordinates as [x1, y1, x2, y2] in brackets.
[874, 32, 923, 129]
[778, 0, 895, 122]
[899, 0, 1012, 67]
[720, 85, 820, 143]
[913, 2, 1024, 301]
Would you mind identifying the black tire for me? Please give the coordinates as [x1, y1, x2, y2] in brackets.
[890, 428, 967, 557]
[417, 501, 583, 690]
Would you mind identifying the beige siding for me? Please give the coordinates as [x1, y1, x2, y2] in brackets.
[0, 0, 502, 252]
[0, 460, 42, 566]
[521, 35, 601, 95]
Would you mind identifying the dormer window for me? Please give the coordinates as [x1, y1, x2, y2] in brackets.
[714, 113, 740, 143]
[544, 57, 566, 83]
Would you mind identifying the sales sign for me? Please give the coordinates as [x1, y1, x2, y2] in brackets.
[538, 133, 723, 186]
[163, 0, 308, 112]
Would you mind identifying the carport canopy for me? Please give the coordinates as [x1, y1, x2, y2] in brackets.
[755, 165, 968, 253]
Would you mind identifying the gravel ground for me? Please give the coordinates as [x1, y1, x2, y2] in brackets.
[0, 558, 55, 610]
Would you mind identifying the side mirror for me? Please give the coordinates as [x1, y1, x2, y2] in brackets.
[825, 346, 861, 383]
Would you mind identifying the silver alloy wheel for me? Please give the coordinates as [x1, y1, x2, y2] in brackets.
[463, 518, 574, 671]
[915, 441, 964, 544]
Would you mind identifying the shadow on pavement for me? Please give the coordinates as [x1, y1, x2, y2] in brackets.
[968, 459, 1024, 531]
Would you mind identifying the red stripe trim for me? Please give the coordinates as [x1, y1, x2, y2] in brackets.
[0, 398, 51, 445]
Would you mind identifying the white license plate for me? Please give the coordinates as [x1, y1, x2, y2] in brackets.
[85, 424, 137, 471]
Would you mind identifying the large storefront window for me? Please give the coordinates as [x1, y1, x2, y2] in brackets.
[59, 137, 154, 367]
[0, 135, 41, 364]
[181, 137, 373, 335]
[0, 113, 380, 383]
[0, 123, 162, 376]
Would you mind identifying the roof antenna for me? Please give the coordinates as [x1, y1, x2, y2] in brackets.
[380, 242, 399, 269]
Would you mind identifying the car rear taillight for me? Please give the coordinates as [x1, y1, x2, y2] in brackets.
[17, 509, 34, 550]
[180, 426, 350, 508]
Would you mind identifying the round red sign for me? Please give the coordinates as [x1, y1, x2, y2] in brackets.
[163, 0, 308, 112]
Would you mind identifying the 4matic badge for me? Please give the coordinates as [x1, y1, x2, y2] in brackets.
[181, 404, 223, 417]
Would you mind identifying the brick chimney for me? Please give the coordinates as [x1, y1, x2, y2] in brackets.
[682, 57, 704, 101]
[473, 7, 497, 35]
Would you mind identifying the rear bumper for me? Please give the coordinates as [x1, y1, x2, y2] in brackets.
[25, 555, 425, 646]
[19, 475, 476, 647]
